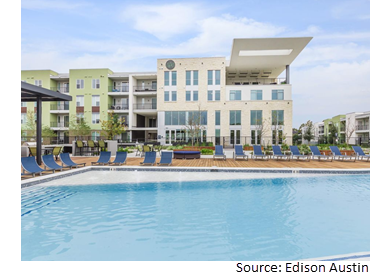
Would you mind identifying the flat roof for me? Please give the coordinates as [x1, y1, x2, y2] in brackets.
[21, 82, 72, 102]
[227, 37, 312, 78]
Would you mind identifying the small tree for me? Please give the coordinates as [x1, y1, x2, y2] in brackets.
[328, 125, 338, 144]
[69, 114, 91, 139]
[183, 105, 206, 147]
[254, 117, 270, 146]
[345, 118, 355, 145]
[303, 120, 315, 144]
[22, 111, 57, 140]
[101, 111, 126, 140]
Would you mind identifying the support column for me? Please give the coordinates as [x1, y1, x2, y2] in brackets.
[286, 65, 290, 84]
[36, 96, 42, 165]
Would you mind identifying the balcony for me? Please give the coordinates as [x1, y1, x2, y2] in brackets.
[356, 125, 369, 131]
[50, 121, 69, 128]
[108, 86, 129, 93]
[50, 104, 69, 113]
[133, 103, 157, 110]
[108, 104, 129, 111]
[133, 85, 157, 92]
[50, 87, 69, 94]
[228, 78, 287, 85]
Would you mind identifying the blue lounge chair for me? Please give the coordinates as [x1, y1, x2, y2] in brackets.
[42, 154, 68, 172]
[272, 145, 290, 161]
[60, 153, 86, 168]
[109, 151, 127, 165]
[157, 151, 173, 166]
[233, 145, 248, 160]
[352, 146, 370, 161]
[140, 151, 156, 166]
[91, 151, 111, 165]
[329, 146, 356, 162]
[309, 146, 333, 161]
[213, 145, 226, 160]
[21, 156, 46, 176]
[289, 146, 310, 161]
[251, 145, 268, 160]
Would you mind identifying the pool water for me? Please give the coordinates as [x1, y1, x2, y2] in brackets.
[21, 174, 370, 261]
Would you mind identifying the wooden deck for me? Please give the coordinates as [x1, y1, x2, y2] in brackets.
[21, 155, 370, 180]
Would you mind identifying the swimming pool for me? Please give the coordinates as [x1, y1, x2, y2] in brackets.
[21, 173, 370, 261]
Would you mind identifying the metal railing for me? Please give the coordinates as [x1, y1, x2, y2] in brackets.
[50, 122, 69, 128]
[50, 87, 69, 93]
[133, 86, 157, 92]
[133, 103, 157, 110]
[228, 78, 287, 85]
[50, 104, 69, 110]
[356, 125, 369, 131]
[108, 104, 129, 110]
[108, 86, 129, 92]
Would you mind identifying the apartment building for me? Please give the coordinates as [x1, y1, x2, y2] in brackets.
[21, 37, 312, 146]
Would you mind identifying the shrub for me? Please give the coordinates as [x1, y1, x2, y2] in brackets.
[207, 142, 214, 147]
[201, 148, 213, 155]
[243, 144, 250, 147]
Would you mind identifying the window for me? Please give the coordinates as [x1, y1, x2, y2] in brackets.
[171, 91, 177, 101]
[230, 90, 241, 100]
[172, 111, 179, 125]
[230, 110, 241, 125]
[21, 102, 27, 107]
[34, 80, 42, 87]
[164, 91, 169, 102]
[92, 113, 100, 124]
[21, 113, 27, 124]
[251, 90, 262, 100]
[91, 131, 100, 141]
[164, 111, 207, 126]
[76, 113, 84, 123]
[76, 95, 84, 107]
[251, 130, 261, 145]
[230, 130, 240, 144]
[250, 110, 263, 125]
[92, 95, 100, 106]
[186, 91, 191, 101]
[92, 79, 100, 89]
[164, 72, 169, 86]
[208, 90, 213, 101]
[193, 70, 198, 85]
[179, 111, 186, 125]
[215, 129, 221, 145]
[208, 70, 213, 85]
[171, 71, 177, 86]
[215, 70, 220, 85]
[165, 111, 171, 125]
[201, 111, 207, 125]
[215, 110, 220, 126]
[76, 79, 84, 89]
[273, 130, 283, 145]
[272, 110, 284, 125]
[193, 91, 198, 101]
[215, 90, 220, 101]
[186, 71, 191, 86]
[272, 89, 284, 100]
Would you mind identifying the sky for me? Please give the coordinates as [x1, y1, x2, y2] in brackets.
[21, 0, 370, 128]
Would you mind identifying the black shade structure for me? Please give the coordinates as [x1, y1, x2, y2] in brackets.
[21, 82, 72, 165]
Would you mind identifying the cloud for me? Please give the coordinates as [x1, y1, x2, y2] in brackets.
[331, 0, 370, 20]
[21, 0, 91, 11]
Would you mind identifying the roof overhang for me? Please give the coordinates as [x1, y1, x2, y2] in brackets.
[227, 37, 312, 78]
[21, 82, 72, 102]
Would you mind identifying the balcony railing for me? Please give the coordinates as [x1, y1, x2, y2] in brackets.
[50, 121, 69, 128]
[133, 103, 157, 110]
[50, 87, 69, 93]
[50, 104, 69, 110]
[133, 86, 157, 92]
[356, 125, 369, 131]
[109, 86, 129, 92]
[109, 104, 129, 110]
[228, 78, 287, 85]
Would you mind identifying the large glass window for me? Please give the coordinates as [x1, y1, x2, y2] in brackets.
[251, 130, 261, 145]
[76, 95, 84, 107]
[164, 71, 169, 86]
[92, 79, 100, 89]
[230, 90, 241, 100]
[165, 111, 171, 125]
[92, 113, 100, 124]
[272, 89, 284, 100]
[92, 95, 100, 106]
[208, 90, 213, 101]
[193, 91, 198, 101]
[171, 71, 177, 86]
[208, 70, 213, 85]
[186, 71, 191, 86]
[165, 111, 207, 126]
[186, 91, 191, 101]
[164, 91, 169, 102]
[251, 90, 262, 100]
[272, 110, 284, 125]
[215, 110, 220, 126]
[215, 90, 220, 101]
[179, 111, 186, 125]
[76, 79, 84, 89]
[250, 110, 263, 125]
[193, 70, 198, 85]
[172, 111, 179, 125]
[171, 91, 177, 101]
[201, 111, 207, 125]
[215, 70, 220, 85]
[230, 110, 241, 125]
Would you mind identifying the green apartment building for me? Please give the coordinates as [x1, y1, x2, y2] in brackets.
[323, 115, 346, 144]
